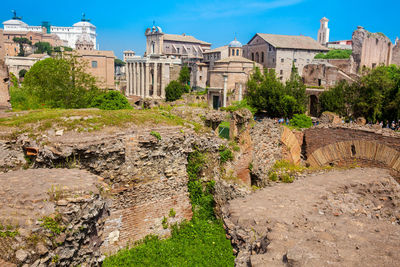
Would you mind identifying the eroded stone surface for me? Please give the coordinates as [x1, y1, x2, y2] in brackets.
[223, 168, 400, 266]
[0, 169, 108, 266]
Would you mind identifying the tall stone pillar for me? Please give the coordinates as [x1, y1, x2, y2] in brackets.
[145, 63, 150, 98]
[140, 62, 145, 98]
[132, 63, 136, 96]
[137, 63, 141, 97]
[126, 62, 131, 96]
[223, 75, 228, 107]
[238, 83, 243, 101]
[161, 63, 167, 99]
[153, 63, 158, 98]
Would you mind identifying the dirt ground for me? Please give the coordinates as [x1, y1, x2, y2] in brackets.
[224, 168, 400, 267]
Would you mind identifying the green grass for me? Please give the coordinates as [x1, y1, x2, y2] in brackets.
[104, 149, 235, 267]
[268, 160, 306, 183]
[0, 108, 206, 138]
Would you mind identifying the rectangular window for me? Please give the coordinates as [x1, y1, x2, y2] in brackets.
[294, 59, 297, 63]
[280, 70, 283, 75]
[281, 58, 284, 63]
[91, 61, 98, 68]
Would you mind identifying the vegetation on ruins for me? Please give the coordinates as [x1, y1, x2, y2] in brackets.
[268, 160, 306, 183]
[34, 41, 53, 55]
[221, 99, 257, 115]
[13, 37, 32, 57]
[114, 58, 126, 67]
[104, 149, 235, 266]
[178, 64, 190, 86]
[320, 65, 400, 122]
[10, 56, 100, 110]
[91, 90, 132, 110]
[219, 145, 234, 164]
[246, 67, 307, 118]
[18, 69, 27, 78]
[165, 66, 191, 101]
[289, 114, 313, 129]
[314, 49, 352, 59]
[165, 80, 185, 102]
[150, 131, 162, 140]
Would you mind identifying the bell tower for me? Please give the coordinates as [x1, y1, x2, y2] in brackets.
[318, 17, 330, 45]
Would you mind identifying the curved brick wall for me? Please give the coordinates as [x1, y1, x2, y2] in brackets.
[304, 128, 400, 171]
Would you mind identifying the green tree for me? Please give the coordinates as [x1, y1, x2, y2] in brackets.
[178, 64, 190, 86]
[246, 67, 306, 117]
[34, 42, 52, 55]
[114, 58, 126, 67]
[165, 80, 185, 102]
[18, 69, 28, 78]
[17, 55, 100, 109]
[13, 37, 32, 57]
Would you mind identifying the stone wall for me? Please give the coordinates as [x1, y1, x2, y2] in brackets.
[392, 42, 400, 66]
[351, 26, 393, 73]
[21, 126, 226, 254]
[0, 169, 108, 266]
[0, 59, 10, 110]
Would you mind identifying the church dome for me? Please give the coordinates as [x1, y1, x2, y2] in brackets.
[2, 19, 28, 27]
[229, 37, 242, 48]
[73, 21, 96, 28]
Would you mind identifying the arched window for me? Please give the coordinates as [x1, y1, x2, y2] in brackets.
[261, 52, 264, 63]
[252, 53, 254, 61]
[255, 52, 259, 63]
[236, 49, 239, 56]
[151, 42, 155, 54]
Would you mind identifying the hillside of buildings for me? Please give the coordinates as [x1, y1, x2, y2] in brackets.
[0, 11, 399, 267]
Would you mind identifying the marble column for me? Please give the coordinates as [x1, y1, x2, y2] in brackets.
[126, 62, 131, 96]
[145, 63, 150, 98]
[223, 75, 228, 107]
[161, 63, 167, 99]
[132, 63, 136, 96]
[153, 63, 158, 98]
[140, 63, 145, 98]
[137, 63, 141, 97]
[238, 83, 243, 101]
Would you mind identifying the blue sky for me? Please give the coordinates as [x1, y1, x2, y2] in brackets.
[2, 0, 399, 58]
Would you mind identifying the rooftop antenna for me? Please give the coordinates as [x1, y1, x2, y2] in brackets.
[11, 10, 22, 20]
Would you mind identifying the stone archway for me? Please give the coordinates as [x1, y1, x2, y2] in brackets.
[307, 140, 400, 172]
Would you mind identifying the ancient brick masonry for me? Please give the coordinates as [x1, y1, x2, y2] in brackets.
[304, 127, 400, 172]
[0, 169, 108, 267]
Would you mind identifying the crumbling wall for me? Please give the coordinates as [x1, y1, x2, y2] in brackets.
[392, 42, 400, 66]
[352, 26, 393, 73]
[0, 59, 10, 110]
[0, 169, 108, 266]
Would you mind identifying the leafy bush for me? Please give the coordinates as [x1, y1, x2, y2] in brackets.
[290, 114, 313, 129]
[165, 80, 185, 102]
[219, 145, 233, 164]
[314, 49, 352, 59]
[91, 90, 131, 110]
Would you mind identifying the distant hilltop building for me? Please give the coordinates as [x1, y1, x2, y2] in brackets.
[318, 17, 330, 45]
[2, 11, 96, 50]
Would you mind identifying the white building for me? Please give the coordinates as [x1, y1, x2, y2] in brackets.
[318, 17, 330, 46]
[2, 12, 96, 49]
